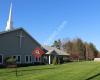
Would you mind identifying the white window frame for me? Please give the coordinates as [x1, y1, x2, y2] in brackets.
[25, 55, 32, 63]
[17, 55, 21, 63]
[12, 55, 21, 64]
[0, 54, 3, 64]
[29, 56, 32, 63]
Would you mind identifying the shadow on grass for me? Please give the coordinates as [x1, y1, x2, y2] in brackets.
[0, 67, 56, 75]
[86, 73, 100, 80]
[21, 67, 55, 71]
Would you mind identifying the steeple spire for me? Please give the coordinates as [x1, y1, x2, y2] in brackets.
[5, 2, 14, 31]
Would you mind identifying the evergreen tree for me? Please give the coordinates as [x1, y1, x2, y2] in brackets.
[52, 39, 62, 50]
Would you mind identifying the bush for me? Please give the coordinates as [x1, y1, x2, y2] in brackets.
[5, 56, 16, 65]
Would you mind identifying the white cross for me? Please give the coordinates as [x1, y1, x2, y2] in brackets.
[16, 31, 24, 48]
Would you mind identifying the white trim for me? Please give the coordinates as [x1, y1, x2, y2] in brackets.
[0, 54, 3, 64]
[25, 55, 32, 63]
[17, 55, 21, 63]
[49, 55, 51, 64]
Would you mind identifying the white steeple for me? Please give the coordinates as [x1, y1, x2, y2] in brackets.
[5, 2, 14, 31]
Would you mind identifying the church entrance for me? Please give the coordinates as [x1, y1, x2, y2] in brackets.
[0, 55, 3, 64]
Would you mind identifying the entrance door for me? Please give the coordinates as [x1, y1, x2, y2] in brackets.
[0, 55, 3, 64]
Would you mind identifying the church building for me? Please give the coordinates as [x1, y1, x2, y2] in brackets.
[0, 3, 69, 65]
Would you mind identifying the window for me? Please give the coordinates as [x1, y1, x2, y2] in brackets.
[26, 56, 28, 62]
[13, 55, 21, 63]
[0, 55, 3, 64]
[35, 57, 41, 62]
[25, 55, 32, 63]
[36, 57, 38, 62]
[39, 57, 41, 61]
[13, 56, 16, 59]
[30, 56, 32, 62]
[17, 56, 21, 62]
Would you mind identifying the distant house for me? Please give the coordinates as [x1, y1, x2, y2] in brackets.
[43, 46, 70, 64]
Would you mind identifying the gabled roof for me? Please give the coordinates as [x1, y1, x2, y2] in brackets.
[42, 45, 70, 56]
[0, 28, 42, 47]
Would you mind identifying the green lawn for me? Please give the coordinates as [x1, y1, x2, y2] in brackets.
[0, 61, 100, 80]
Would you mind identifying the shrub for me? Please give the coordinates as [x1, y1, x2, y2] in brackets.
[5, 56, 16, 65]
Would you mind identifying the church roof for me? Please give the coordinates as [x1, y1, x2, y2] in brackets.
[42, 45, 70, 56]
[0, 28, 42, 47]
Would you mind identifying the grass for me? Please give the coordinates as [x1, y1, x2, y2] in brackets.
[0, 61, 100, 80]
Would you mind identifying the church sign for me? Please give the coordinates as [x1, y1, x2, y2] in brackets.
[32, 47, 45, 58]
